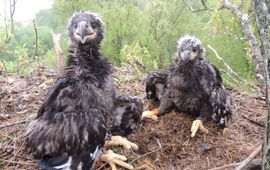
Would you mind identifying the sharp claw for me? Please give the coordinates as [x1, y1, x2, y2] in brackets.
[142, 108, 159, 121]
[191, 119, 209, 137]
[223, 127, 230, 136]
[100, 150, 134, 170]
[106, 136, 139, 150]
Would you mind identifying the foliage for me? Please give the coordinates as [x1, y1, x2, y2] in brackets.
[0, 0, 260, 88]
[120, 42, 158, 73]
[0, 22, 54, 76]
[35, 9, 58, 30]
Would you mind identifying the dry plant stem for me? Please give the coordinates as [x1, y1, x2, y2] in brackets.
[33, 20, 39, 63]
[0, 120, 29, 129]
[210, 144, 262, 170]
[235, 144, 262, 170]
[128, 148, 161, 164]
[1, 159, 36, 166]
[209, 163, 240, 170]
[242, 115, 265, 128]
[5, 141, 26, 168]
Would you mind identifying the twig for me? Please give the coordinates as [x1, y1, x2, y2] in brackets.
[33, 20, 39, 63]
[207, 44, 259, 90]
[242, 115, 265, 128]
[235, 144, 262, 170]
[97, 162, 108, 170]
[183, 0, 214, 12]
[210, 144, 262, 170]
[0, 60, 8, 76]
[210, 163, 240, 170]
[0, 120, 29, 129]
[220, 69, 240, 86]
[5, 140, 26, 168]
[129, 148, 162, 164]
[1, 159, 36, 166]
[0, 114, 9, 120]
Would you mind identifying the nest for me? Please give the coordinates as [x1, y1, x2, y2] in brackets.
[0, 67, 266, 170]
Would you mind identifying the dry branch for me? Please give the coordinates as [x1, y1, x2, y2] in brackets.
[207, 45, 258, 90]
[51, 31, 65, 76]
[210, 163, 240, 170]
[0, 120, 29, 129]
[235, 144, 262, 170]
[1, 159, 36, 166]
[242, 115, 265, 128]
[220, 0, 264, 83]
[210, 144, 262, 170]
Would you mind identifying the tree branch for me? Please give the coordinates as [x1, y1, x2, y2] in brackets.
[183, 0, 214, 12]
[207, 44, 259, 90]
[220, 0, 264, 83]
[210, 144, 262, 170]
[235, 144, 262, 170]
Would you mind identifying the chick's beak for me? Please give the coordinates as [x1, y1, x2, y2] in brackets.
[75, 21, 95, 43]
[181, 50, 191, 62]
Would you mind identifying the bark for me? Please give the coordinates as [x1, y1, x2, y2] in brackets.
[220, 0, 264, 85]
[51, 32, 65, 76]
[252, 0, 270, 169]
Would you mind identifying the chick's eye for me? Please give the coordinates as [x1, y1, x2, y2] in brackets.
[91, 23, 97, 29]
[74, 24, 77, 29]
[192, 48, 197, 52]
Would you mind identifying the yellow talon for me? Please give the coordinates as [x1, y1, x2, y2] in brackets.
[100, 150, 134, 170]
[191, 119, 209, 137]
[141, 108, 159, 121]
[106, 136, 138, 150]
[223, 127, 230, 136]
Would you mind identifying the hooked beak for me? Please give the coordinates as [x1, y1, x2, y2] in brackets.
[181, 50, 191, 62]
[74, 21, 95, 43]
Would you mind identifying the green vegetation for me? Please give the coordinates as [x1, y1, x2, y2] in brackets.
[0, 0, 257, 89]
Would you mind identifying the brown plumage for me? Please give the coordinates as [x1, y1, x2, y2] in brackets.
[25, 12, 143, 170]
[143, 35, 232, 137]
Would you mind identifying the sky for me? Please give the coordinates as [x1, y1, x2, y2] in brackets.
[0, 0, 53, 25]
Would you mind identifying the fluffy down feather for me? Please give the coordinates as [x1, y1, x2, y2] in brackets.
[146, 35, 232, 129]
[25, 12, 142, 170]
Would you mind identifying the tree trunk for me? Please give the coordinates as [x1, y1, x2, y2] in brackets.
[252, 0, 270, 169]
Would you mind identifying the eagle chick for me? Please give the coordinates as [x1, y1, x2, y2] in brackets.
[25, 12, 142, 170]
[142, 35, 232, 137]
